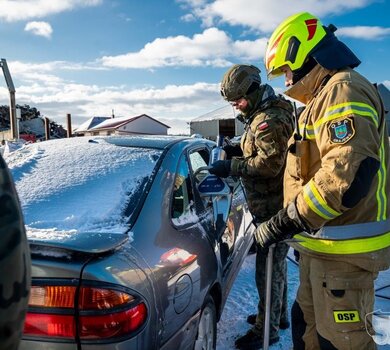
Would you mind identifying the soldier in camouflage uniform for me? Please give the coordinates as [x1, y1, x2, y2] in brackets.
[0, 153, 31, 350]
[209, 64, 294, 349]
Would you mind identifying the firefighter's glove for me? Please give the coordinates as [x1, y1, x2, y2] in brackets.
[223, 144, 243, 159]
[209, 160, 231, 178]
[254, 202, 307, 249]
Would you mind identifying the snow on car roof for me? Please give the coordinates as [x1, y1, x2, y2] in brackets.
[5, 136, 162, 238]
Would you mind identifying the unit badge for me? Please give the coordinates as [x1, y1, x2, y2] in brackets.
[328, 118, 355, 144]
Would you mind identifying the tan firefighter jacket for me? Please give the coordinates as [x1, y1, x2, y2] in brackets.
[284, 64, 390, 272]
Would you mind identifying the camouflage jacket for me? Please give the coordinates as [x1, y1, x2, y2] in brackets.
[231, 85, 294, 220]
[0, 154, 31, 350]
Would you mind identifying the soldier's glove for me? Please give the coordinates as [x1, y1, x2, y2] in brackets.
[255, 202, 307, 249]
[222, 144, 243, 159]
[209, 160, 231, 178]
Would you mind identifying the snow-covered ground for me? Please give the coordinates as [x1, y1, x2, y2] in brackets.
[217, 250, 390, 349]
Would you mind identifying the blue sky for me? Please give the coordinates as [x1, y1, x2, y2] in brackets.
[0, 0, 389, 134]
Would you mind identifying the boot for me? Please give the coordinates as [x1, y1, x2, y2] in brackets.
[246, 314, 257, 325]
[235, 329, 279, 350]
[279, 319, 290, 330]
[246, 313, 290, 329]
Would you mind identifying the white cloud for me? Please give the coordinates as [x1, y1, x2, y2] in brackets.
[9, 60, 107, 81]
[232, 38, 268, 61]
[181, 0, 376, 33]
[0, 60, 225, 135]
[181, 13, 196, 22]
[0, 0, 102, 22]
[101, 28, 265, 69]
[337, 26, 390, 40]
[24, 21, 53, 39]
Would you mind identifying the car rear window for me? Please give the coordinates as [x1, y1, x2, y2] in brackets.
[5, 137, 162, 238]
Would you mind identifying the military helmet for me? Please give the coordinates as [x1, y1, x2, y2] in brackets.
[265, 12, 327, 79]
[220, 64, 261, 101]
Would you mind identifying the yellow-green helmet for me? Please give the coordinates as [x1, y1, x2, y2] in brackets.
[265, 12, 327, 79]
[220, 64, 261, 101]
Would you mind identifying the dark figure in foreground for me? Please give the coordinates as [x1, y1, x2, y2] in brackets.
[0, 152, 31, 350]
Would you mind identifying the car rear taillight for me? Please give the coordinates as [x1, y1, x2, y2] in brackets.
[23, 282, 148, 341]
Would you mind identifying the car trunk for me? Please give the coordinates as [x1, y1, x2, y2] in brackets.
[21, 232, 154, 349]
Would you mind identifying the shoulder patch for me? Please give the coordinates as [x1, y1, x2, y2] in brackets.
[258, 121, 269, 131]
[328, 118, 355, 144]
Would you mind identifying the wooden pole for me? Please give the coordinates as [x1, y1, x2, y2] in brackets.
[66, 113, 72, 138]
[45, 117, 50, 140]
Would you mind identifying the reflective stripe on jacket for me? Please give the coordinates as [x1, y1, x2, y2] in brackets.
[295, 218, 390, 254]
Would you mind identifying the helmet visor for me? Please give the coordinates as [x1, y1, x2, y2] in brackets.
[266, 66, 284, 80]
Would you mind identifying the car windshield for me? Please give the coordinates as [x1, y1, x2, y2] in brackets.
[5, 137, 162, 239]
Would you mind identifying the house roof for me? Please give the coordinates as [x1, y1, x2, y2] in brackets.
[191, 104, 236, 122]
[74, 116, 110, 133]
[89, 114, 170, 131]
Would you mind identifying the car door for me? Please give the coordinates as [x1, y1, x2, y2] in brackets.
[219, 177, 253, 289]
[158, 149, 215, 348]
[187, 147, 245, 282]
[163, 145, 252, 347]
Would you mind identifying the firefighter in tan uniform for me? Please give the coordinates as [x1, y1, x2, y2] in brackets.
[254, 12, 390, 350]
[0, 153, 31, 350]
[209, 64, 294, 349]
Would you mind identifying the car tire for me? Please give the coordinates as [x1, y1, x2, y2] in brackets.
[193, 295, 217, 350]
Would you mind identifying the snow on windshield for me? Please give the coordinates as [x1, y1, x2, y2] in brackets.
[5, 137, 162, 239]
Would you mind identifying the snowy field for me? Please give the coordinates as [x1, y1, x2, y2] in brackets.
[217, 250, 390, 349]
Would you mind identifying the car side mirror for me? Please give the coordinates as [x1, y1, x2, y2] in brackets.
[197, 173, 232, 227]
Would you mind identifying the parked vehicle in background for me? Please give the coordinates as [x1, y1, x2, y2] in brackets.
[5, 135, 255, 350]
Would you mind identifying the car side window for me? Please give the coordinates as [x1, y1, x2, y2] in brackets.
[189, 150, 209, 173]
[171, 155, 194, 220]
[188, 149, 212, 210]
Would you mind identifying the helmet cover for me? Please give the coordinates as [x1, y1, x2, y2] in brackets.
[220, 64, 261, 101]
